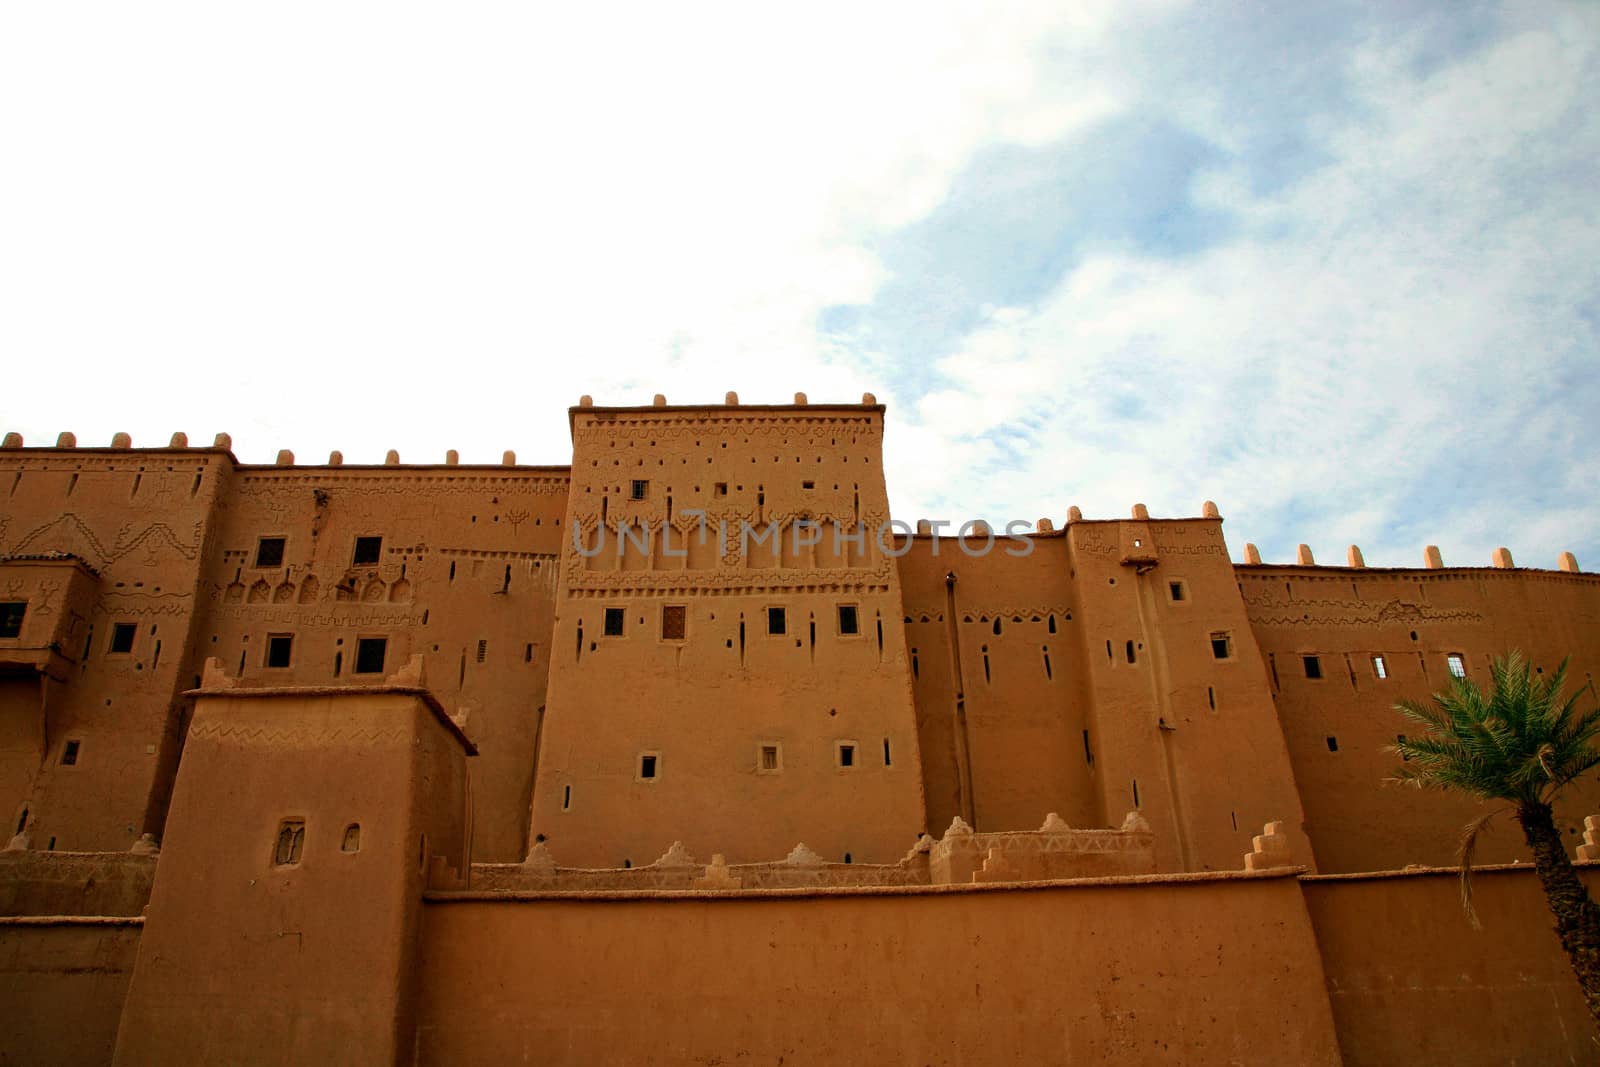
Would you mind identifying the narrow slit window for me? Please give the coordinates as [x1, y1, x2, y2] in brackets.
[1372, 655, 1387, 680]
[354, 637, 387, 674]
[0, 601, 25, 639]
[1125, 640, 1136, 664]
[662, 605, 687, 641]
[254, 537, 286, 568]
[61, 740, 80, 766]
[1303, 655, 1323, 679]
[562, 785, 572, 811]
[1447, 653, 1467, 679]
[603, 607, 625, 636]
[882, 738, 891, 766]
[352, 536, 383, 565]
[837, 605, 859, 635]
[265, 634, 293, 669]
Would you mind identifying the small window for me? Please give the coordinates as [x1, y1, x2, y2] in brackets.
[61, 740, 80, 766]
[837, 742, 856, 768]
[1169, 581, 1187, 602]
[1372, 655, 1387, 680]
[352, 536, 383, 565]
[837, 605, 859, 636]
[1326, 736, 1339, 753]
[759, 744, 781, 772]
[0, 602, 26, 639]
[604, 607, 625, 636]
[254, 536, 286, 568]
[768, 607, 787, 635]
[265, 634, 294, 669]
[714, 482, 728, 497]
[802, 480, 815, 490]
[341, 824, 361, 853]
[109, 623, 136, 654]
[1303, 655, 1323, 679]
[1447, 653, 1467, 679]
[354, 637, 387, 674]
[1210, 632, 1232, 660]
[476, 639, 488, 663]
[273, 819, 306, 866]
[630, 479, 649, 500]
[662, 605, 686, 641]
[638, 753, 659, 780]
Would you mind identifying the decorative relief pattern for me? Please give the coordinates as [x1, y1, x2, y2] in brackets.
[188, 719, 413, 746]
[1245, 595, 1484, 628]
[236, 474, 567, 497]
[7, 514, 201, 568]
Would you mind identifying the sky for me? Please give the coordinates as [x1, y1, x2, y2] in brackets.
[2, 1, 1596, 569]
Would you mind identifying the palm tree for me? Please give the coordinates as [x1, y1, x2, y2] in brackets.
[1391, 651, 1600, 1026]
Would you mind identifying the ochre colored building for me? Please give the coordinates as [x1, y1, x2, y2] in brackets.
[1, 396, 1598, 1064]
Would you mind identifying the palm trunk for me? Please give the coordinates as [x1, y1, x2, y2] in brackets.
[1518, 801, 1600, 1026]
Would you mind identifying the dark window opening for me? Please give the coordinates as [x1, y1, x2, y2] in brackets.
[266, 634, 293, 669]
[0, 602, 26, 638]
[274, 820, 305, 866]
[1132, 778, 1140, 807]
[1326, 736, 1339, 752]
[562, 785, 572, 811]
[1125, 640, 1136, 664]
[768, 607, 787, 635]
[1397, 734, 1409, 761]
[525, 643, 534, 663]
[662, 605, 686, 640]
[844, 852, 852, 864]
[1169, 581, 1186, 602]
[1207, 686, 1216, 711]
[882, 738, 891, 766]
[354, 637, 387, 674]
[254, 537, 286, 568]
[1303, 655, 1323, 679]
[61, 740, 80, 766]
[109, 623, 136, 654]
[838, 744, 855, 768]
[1211, 633, 1232, 660]
[477, 639, 488, 663]
[714, 482, 728, 496]
[630, 479, 649, 500]
[1082, 730, 1094, 766]
[761, 745, 779, 771]
[639, 754, 658, 779]
[352, 536, 383, 565]
[802, 480, 815, 490]
[838, 605, 859, 635]
[603, 607, 625, 636]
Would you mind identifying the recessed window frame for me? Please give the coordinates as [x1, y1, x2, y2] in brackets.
[603, 606, 626, 637]
[1210, 631, 1233, 660]
[837, 604, 860, 637]
[1372, 654, 1388, 680]
[353, 635, 388, 675]
[351, 535, 384, 566]
[265, 633, 294, 669]
[636, 751, 661, 782]
[273, 818, 306, 867]
[0, 601, 27, 639]
[835, 739, 858, 770]
[757, 742, 783, 775]
[1303, 655, 1323, 680]
[60, 739, 81, 766]
[1168, 579, 1188, 603]
[254, 536, 287, 569]
[661, 604, 687, 642]
[108, 622, 137, 655]
[630, 479, 649, 501]
[1446, 653, 1467, 679]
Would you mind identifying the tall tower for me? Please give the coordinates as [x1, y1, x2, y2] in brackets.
[529, 394, 927, 865]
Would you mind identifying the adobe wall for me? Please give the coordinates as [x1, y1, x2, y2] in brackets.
[1243, 561, 1600, 871]
[0, 443, 233, 851]
[1303, 864, 1600, 1064]
[0, 850, 157, 917]
[189, 462, 569, 861]
[415, 872, 1342, 1065]
[530, 400, 928, 866]
[0, 916, 142, 1066]
[897, 533, 1098, 835]
[113, 685, 473, 1066]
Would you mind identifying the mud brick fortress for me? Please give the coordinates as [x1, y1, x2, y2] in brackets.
[2, 395, 1599, 1064]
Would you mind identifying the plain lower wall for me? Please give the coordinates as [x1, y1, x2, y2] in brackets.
[417, 872, 1342, 1065]
[1303, 865, 1600, 1065]
[0, 918, 142, 1066]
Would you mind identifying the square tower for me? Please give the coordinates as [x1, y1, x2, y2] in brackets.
[529, 397, 926, 865]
